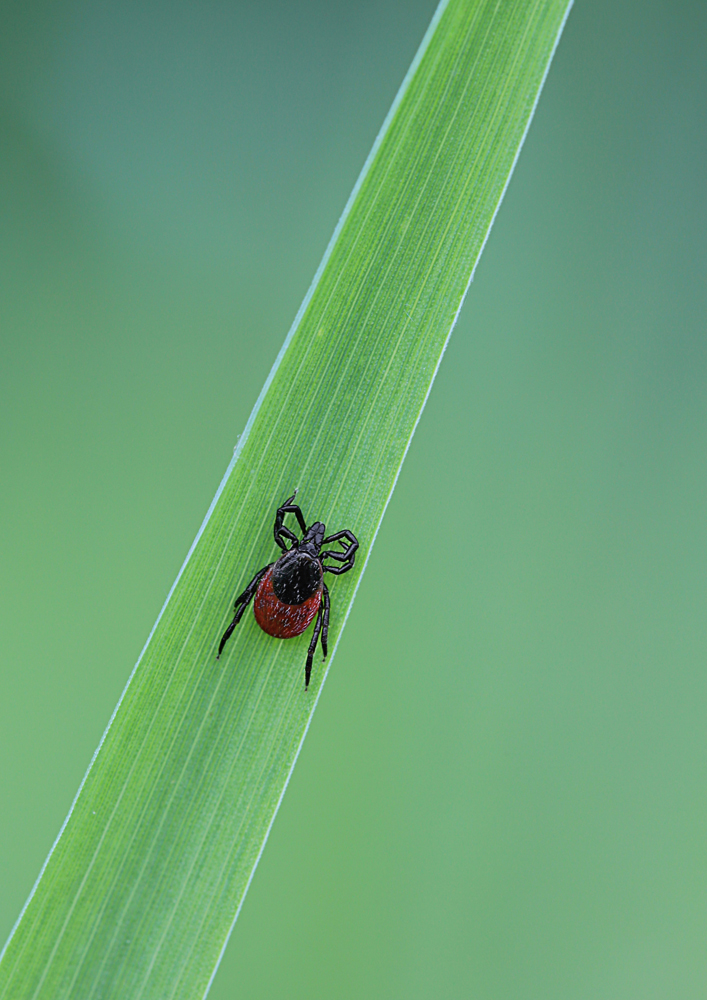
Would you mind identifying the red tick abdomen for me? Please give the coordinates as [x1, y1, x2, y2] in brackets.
[253, 566, 321, 638]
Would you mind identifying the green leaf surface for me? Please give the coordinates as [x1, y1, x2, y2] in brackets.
[0, 1, 573, 996]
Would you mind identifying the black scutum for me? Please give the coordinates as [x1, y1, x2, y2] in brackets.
[272, 550, 322, 605]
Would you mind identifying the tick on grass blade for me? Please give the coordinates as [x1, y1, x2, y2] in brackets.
[217, 491, 359, 688]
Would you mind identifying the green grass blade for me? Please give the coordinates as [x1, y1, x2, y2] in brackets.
[0, 1, 573, 996]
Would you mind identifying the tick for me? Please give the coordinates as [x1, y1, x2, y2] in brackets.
[217, 491, 359, 687]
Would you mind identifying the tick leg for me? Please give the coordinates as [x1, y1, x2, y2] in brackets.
[217, 563, 272, 658]
[321, 529, 359, 575]
[232, 564, 271, 610]
[274, 491, 308, 551]
[276, 525, 299, 549]
[305, 601, 324, 689]
[321, 583, 330, 659]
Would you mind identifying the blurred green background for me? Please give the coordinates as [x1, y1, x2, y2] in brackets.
[2, 0, 707, 996]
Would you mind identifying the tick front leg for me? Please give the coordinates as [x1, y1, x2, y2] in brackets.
[217, 563, 272, 658]
[274, 491, 308, 551]
[321, 529, 359, 575]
